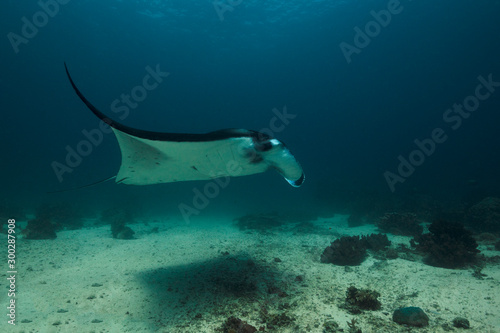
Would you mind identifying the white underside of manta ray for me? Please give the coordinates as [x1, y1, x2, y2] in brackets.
[64, 63, 305, 187]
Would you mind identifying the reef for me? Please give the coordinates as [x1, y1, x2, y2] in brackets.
[467, 197, 500, 233]
[257, 299, 297, 331]
[343, 286, 381, 314]
[23, 202, 85, 239]
[36, 202, 84, 231]
[346, 318, 362, 333]
[392, 307, 429, 327]
[111, 223, 135, 240]
[411, 220, 479, 268]
[101, 207, 136, 239]
[219, 316, 257, 333]
[321, 236, 367, 266]
[322, 320, 341, 332]
[264, 312, 295, 331]
[22, 217, 57, 240]
[321, 234, 391, 266]
[377, 212, 423, 237]
[452, 317, 471, 329]
[361, 233, 391, 251]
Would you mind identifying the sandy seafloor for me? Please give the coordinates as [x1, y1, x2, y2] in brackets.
[2, 215, 499, 333]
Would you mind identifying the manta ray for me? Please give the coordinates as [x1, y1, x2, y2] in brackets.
[64, 63, 305, 188]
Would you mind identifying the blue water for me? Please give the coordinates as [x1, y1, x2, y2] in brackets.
[1, 0, 499, 219]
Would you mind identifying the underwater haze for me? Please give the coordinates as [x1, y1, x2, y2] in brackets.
[1, 0, 500, 332]
[1, 0, 500, 214]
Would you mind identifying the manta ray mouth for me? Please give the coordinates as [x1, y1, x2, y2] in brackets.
[64, 62, 305, 187]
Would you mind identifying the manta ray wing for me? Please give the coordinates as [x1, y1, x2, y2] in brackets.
[113, 129, 272, 185]
[64, 63, 305, 187]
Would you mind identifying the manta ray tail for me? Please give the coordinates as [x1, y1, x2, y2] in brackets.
[48, 176, 117, 194]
